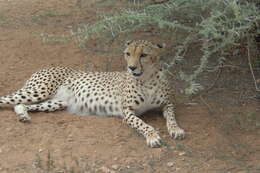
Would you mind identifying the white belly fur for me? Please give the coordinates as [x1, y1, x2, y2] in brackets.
[53, 86, 123, 117]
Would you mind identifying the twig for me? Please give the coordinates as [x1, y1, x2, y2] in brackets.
[199, 95, 213, 113]
[247, 36, 260, 92]
[190, 60, 224, 115]
[107, 34, 119, 47]
[204, 64, 245, 72]
[191, 63, 223, 99]
[151, 0, 169, 4]
[204, 66, 223, 93]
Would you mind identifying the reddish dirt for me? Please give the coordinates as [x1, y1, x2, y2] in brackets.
[0, 0, 259, 173]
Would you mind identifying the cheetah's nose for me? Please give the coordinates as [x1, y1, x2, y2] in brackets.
[128, 66, 137, 71]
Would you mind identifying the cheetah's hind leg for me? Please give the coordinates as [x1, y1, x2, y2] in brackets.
[0, 88, 56, 122]
[14, 104, 31, 123]
[14, 99, 67, 123]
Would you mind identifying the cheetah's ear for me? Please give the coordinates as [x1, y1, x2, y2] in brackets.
[125, 40, 133, 47]
[156, 43, 166, 49]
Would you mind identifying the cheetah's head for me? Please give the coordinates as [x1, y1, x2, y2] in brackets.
[124, 40, 165, 78]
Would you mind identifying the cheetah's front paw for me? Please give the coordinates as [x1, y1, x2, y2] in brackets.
[14, 104, 31, 123]
[146, 130, 162, 148]
[168, 127, 185, 140]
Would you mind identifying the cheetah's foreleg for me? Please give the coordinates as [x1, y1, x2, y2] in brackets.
[163, 103, 185, 140]
[123, 107, 162, 148]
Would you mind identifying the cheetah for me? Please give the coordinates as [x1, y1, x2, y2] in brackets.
[0, 40, 185, 147]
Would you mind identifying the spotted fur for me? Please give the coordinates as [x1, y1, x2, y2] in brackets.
[0, 40, 185, 147]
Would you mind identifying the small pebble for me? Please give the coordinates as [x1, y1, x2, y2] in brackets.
[179, 152, 186, 156]
[111, 164, 119, 170]
[170, 146, 175, 150]
[167, 162, 174, 167]
[99, 166, 111, 173]
[67, 134, 73, 142]
[142, 163, 148, 167]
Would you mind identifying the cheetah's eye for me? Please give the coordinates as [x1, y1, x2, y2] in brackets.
[125, 52, 130, 56]
[140, 53, 147, 58]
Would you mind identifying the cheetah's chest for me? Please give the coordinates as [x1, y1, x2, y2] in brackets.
[133, 86, 164, 116]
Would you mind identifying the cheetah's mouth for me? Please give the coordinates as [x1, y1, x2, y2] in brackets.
[133, 72, 143, 77]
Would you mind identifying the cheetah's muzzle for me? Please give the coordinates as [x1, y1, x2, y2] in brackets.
[132, 72, 143, 77]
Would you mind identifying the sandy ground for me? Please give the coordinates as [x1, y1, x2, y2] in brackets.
[0, 0, 259, 173]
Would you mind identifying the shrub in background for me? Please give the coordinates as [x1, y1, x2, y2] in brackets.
[71, 0, 260, 95]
